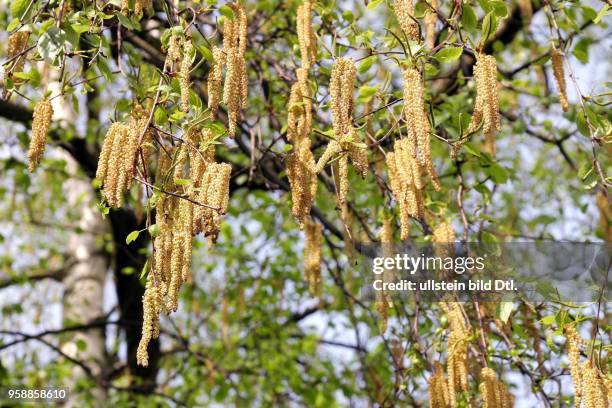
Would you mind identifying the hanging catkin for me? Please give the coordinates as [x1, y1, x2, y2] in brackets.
[136, 280, 161, 367]
[316, 58, 367, 204]
[479, 367, 514, 408]
[465, 53, 500, 156]
[208, 46, 225, 117]
[376, 215, 394, 332]
[425, 0, 438, 49]
[222, 3, 248, 136]
[165, 34, 181, 70]
[433, 221, 455, 243]
[428, 362, 450, 408]
[565, 324, 584, 406]
[440, 301, 470, 406]
[393, 0, 419, 41]
[179, 38, 194, 112]
[304, 219, 321, 296]
[581, 359, 608, 408]
[7, 31, 30, 77]
[551, 47, 569, 112]
[296, 1, 316, 69]
[28, 97, 53, 172]
[402, 68, 440, 191]
[286, 138, 317, 228]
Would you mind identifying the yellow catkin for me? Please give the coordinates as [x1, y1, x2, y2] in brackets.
[402, 68, 440, 191]
[208, 46, 225, 117]
[376, 215, 394, 332]
[428, 362, 450, 408]
[136, 280, 161, 367]
[466, 53, 500, 156]
[440, 301, 470, 406]
[7, 31, 30, 77]
[433, 221, 455, 243]
[564, 324, 584, 406]
[179, 38, 194, 112]
[304, 219, 322, 296]
[393, 0, 419, 41]
[551, 47, 569, 112]
[165, 34, 182, 70]
[296, 1, 316, 69]
[479, 367, 513, 408]
[222, 3, 248, 136]
[286, 137, 317, 228]
[425, 0, 438, 49]
[28, 98, 53, 172]
[596, 191, 612, 241]
[582, 359, 607, 408]
[193, 162, 232, 241]
[134, 0, 150, 18]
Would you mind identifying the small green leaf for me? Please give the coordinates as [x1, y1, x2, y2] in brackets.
[358, 56, 376, 74]
[148, 224, 160, 238]
[367, 0, 384, 10]
[76, 339, 87, 351]
[462, 5, 477, 31]
[126, 230, 140, 245]
[434, 46, 463, 63]
[541, 315, 556, 325]
[219, 5, 235, 20]
[10, 0, 29, 19]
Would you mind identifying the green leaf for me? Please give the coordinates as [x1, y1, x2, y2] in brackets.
[148, 224, 160, 238]
[7, 18, 20, 32]
[10, 0, 29, 19]
[481, 12, 497, 43]
[199, 45, 213, 62]
[488, 163, 508, 184]
[462, 5, 478, 32]
[367, 0, 384, 10]
[126, 230, 140, 245]
[174, 178, 191, 186]
[76, 339, 87, 351]
[463, 143, 480, 157]
[540, 315, 556, 325]
[489, 1, 508, 18]
[434, 46, 463, 63]
[219, 5, 235, 20]
[358, 56, 376, 74]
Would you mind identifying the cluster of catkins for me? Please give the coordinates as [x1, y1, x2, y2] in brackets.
[315, 58, 368, 204]
[137, 128, 232, 366]
[564, 325, 610, 407]
[439, 301, 471, 407]
[164, 33, 194, 113]
[551, 47, 569, 112]
[385, 68, 441, 240]
[96, 107, 151, 208]
[479, 367, 514, 408]
[286, 2, 317, 228]
[207, 3, 248, 136]
[27, 98, 54, 172]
